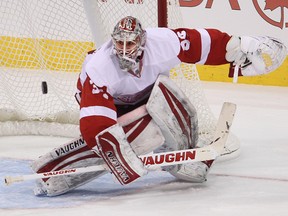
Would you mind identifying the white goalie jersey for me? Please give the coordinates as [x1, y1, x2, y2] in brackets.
[82, 28, 182, 105]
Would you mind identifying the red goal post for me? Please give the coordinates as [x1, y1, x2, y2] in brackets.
[0, 0, 240, 159]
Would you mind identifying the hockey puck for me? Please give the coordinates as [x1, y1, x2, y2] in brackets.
[42, 81, 48, 94]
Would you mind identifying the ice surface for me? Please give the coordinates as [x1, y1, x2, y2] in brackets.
[1, 81, 288, 216]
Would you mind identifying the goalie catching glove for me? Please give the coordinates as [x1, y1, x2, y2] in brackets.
[226, 36, 287, 77]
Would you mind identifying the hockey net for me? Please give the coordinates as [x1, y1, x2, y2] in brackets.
[0, 0, 240, 158]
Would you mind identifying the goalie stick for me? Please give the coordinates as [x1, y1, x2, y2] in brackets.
[4, 102, 236, 186]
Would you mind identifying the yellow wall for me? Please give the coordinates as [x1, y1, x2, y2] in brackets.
[0, 36, 94, 72]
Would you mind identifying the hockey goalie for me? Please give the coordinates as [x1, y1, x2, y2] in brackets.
[31, 16, 287, 196]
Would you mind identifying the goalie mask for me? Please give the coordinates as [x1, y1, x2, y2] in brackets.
[111, 16, 146, 77]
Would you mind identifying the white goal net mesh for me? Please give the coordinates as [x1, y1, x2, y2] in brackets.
[0, 0, 239, 157]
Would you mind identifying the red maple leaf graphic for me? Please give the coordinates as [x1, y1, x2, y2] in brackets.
[264, 0, 288, 11]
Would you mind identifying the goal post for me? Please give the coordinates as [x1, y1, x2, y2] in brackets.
[0, 0, 240, 159]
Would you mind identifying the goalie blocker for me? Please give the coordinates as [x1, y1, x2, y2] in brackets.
[31, 75, 230, 196]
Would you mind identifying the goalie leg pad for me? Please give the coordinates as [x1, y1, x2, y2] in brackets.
[147, 75, 198, 154]
[146, 75, 210, 181]
[169, 160, 214, 183]
[119, 105, 165, 155]
[31, 137, 106, 196]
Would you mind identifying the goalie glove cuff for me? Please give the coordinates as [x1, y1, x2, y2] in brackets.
[225, 36, 247, 65]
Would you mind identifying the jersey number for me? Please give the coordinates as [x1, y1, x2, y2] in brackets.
[177, 30, 190, 51]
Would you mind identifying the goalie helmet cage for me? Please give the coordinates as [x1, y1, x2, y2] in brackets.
[0, 0, 239, 158]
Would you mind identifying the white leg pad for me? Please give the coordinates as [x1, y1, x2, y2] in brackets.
[171, 162, 209, 183]
[146, 75, 198, 153]
[119, 105, 165, 155]
[31, 137, 105, 196]
[146, 75, 207, 182]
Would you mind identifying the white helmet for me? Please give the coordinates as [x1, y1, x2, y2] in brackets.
[111, 16, 146, 77]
